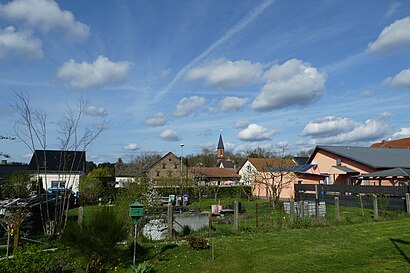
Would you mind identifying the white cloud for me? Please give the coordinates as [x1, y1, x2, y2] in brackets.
[385, 68, 410, 88]
[235, 120, 250, 129]
[173, 96, 205, 117]
[159, 129, 180, 142]
[57, 55, 132, 90]
[393, 127, 410, 138]
[252, 59, 325, 111]
[124, 143, 139, 151]
[85, 105, 106, 117]
[302, 115, 389, 145]
[233, 143, 274, 155]
[238, 123, 278, 142]
[219, 96, 248, 112]
[155, 0, 273, 101]
[185, 58, 263, 90]
[0, 0, 89, 40]
[301, 116, 357, 137]
[161, 68, 171, 78]
[367, 17, 410, 53]
[0, 26, 42, 59]
[384, 2, 401, 18]
[144, 112, 166, 127]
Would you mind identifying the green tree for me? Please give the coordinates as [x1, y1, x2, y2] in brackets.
[79, 176, 104, 204]
[2, 170, 33, 198]
[88, 166, 114, 178]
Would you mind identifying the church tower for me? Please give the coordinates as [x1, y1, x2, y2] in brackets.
[217, 134, 224, 160]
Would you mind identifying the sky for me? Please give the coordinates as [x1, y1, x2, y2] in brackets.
[1, 0, 410, 164]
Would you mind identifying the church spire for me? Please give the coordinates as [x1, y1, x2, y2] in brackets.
[217, 134, 224, 160]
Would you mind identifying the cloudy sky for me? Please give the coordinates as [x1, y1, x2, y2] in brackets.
[1, 0, 410, 163]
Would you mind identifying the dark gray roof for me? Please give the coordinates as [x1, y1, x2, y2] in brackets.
[311, 146, 410, 169]
[27, 150, 85, 173]
[269, 164, 315, 173]
[217, 134, 224, 149]
[356, 168, 410, 178]
[0, 165, 28, 179]
[293, 156, 309, 165]
[332, 165, 360, 174]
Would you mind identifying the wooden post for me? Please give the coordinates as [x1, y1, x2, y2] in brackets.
[406, 193, 410, 214]
[13, 216, 20, 253]
[289, 199, 295, 223]
[300, 199, 305, 218]
[335, 197, 340, 222]
[78, 206, 84, 226]
[234, 201, 239, 232]
[211, 239, 215, 260]
[167, 203, 174, 239]
[255, 203, 259, 227]
[6, 226, 10, 257]
[373, 194, 378, 220]
[315, 185, 320, 219]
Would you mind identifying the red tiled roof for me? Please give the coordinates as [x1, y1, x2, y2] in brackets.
[371, 137, 410, 148]
[193, 167, 239, 178]
[247, 157, 295, 171]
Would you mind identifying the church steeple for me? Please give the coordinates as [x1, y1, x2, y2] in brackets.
[217, 134, 224, 160]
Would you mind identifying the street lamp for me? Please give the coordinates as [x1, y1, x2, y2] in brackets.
[180, 144, 184, 188]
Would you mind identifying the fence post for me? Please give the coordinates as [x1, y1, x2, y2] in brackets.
[255, 203, 259, 227]
[373, 194, 378, 220]
[315, 185, 320, 220]
[167, 203, 174, 239]
[290, 199, 295, 223]
[335, 197, 340, 222]
[406, 193, 410, 214]
[234, 201, 239, 232]
[78, 205, 84, 226]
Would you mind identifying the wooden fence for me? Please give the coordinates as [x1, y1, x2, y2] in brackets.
[294, 184, 410, 212]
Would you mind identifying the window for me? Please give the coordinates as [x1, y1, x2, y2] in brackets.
[162, 164, 166, 169]
[156, 171, 160, 177]
[51, 181, 65, 188]
[174, 163, 178, 169]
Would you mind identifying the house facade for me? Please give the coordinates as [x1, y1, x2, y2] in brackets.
[307, 145, 410, 185]
[115, 151, 192, 187]
[27, 150, 86, 194]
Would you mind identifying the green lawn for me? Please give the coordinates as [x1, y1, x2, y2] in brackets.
[153, 217, 410, 273]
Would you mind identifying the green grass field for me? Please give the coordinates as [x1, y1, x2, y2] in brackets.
[62, 199, 410, 272]
[154, 217, 410, 273]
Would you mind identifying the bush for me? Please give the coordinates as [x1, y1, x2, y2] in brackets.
[187, 235, 209, 250]
[130, 261, 156, 273]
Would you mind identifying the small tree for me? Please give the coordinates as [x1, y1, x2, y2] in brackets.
[62, 207, 127, 272]
[251, 145, 296, 209]
[2, 170, 33, 199]
[79, 176, 104, 204]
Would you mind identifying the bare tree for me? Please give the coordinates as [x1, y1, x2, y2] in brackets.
[251, 144, 296, 209]
[11, 92, 106, 235]
[1, 135, 15, 158]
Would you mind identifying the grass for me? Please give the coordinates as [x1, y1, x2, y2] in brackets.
[153, 216, 410, 273]
[53, 199, 410, 272]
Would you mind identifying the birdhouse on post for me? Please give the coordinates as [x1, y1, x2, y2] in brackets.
[129, 199, 144, 224]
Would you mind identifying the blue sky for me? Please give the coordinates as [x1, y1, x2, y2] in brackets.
[1, 0, 410, 163]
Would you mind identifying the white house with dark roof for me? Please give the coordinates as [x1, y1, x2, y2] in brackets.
[27, 150, 86, 194]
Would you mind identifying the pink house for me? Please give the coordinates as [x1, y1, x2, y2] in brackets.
[307, 146, 410, 186]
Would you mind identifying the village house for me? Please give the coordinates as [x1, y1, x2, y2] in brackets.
[115, 151, 191, 187]
[239, 157, 325, 200]
[27, 150, 86, 194]
[306, 145, 410, 186]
